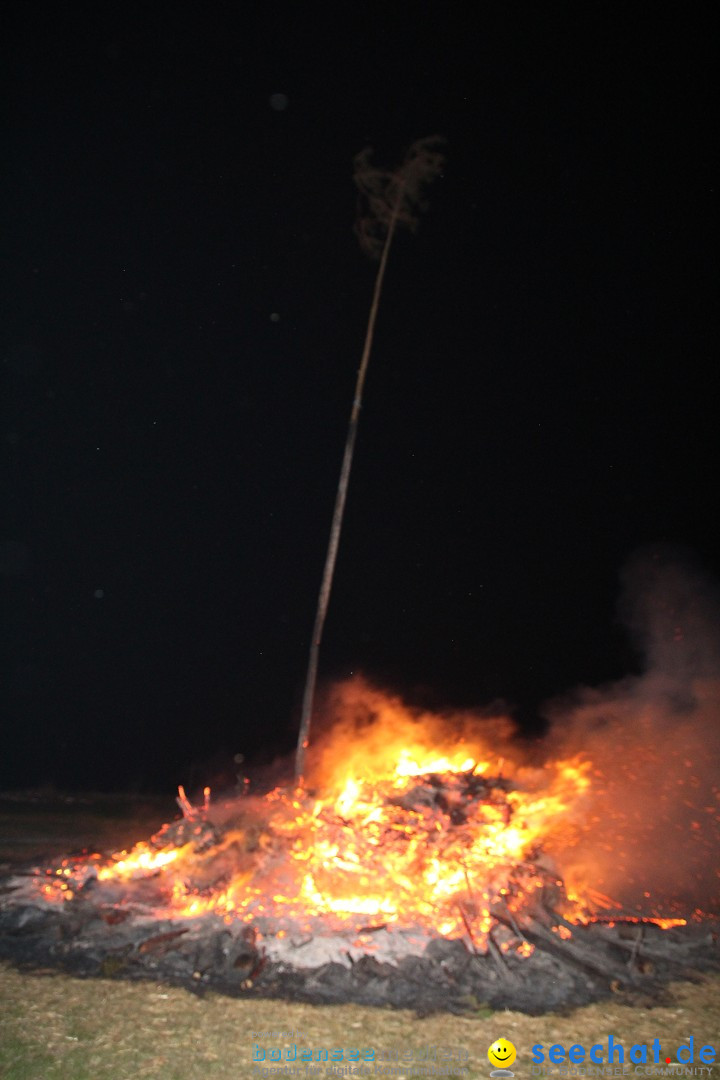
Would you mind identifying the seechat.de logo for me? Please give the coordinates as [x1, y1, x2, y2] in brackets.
[531, 1037, 716, 1067]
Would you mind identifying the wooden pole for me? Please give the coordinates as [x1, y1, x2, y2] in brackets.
[294, 185, 404, 785]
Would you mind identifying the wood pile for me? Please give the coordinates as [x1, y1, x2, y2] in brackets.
[0, 775, 717, 1014]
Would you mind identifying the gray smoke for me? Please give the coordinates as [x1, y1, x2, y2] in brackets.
[543, 545, 720, 912]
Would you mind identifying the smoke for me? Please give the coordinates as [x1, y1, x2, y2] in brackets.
[302, 545, 719, 915]
[221, 544, 719, 916]
[542, 544, 720, 912]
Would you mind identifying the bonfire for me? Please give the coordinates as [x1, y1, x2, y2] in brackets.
[1, 678, 717, 1014]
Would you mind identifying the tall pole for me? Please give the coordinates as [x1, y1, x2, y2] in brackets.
[294, 185, 404, 785]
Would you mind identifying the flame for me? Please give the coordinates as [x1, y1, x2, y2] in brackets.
[32, 745, 593, 947]
[30, 678, 717, 954]
[97, 844, 182, 880]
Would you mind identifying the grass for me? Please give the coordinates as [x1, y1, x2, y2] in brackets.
[1, 964, 719, 1079]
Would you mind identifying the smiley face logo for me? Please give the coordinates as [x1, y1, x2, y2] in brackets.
[488, 1038, 517, 1071]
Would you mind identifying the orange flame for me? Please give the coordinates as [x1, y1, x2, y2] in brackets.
[31, 678, 716, 950]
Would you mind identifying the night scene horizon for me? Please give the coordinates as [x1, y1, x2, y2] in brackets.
[2, 7, 717, 795]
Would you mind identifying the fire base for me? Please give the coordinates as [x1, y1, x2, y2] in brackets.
[1, 870, 717, 1015]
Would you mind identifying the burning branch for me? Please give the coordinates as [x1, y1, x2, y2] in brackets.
[176, 785, 211, 821]
[295, 137, 445, 783]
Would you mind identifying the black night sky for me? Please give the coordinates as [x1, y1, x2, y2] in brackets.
[2, 7, 717, 793]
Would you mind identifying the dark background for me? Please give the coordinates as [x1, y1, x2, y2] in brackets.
[2, 6, 716, 792]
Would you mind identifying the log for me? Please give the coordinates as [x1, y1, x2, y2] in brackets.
[492, 907, 632, 982]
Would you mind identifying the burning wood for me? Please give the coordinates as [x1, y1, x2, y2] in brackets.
[0, 728, 718, 1013]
